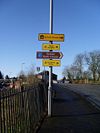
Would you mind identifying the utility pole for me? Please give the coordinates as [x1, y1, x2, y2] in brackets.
[48, 0, 53, 117]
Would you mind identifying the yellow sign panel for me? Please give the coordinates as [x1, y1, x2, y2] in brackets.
[42, 44, 60, 50]
[42, 60, 61, 67]
[38, 34, 64, 42]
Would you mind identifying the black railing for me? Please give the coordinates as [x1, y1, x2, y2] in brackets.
[0, 83, 47, 133]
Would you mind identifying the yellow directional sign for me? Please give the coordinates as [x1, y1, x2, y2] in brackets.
[42, 60, 61, 67]
[38, 34, 64, 42]
[42, 44, 60, 50]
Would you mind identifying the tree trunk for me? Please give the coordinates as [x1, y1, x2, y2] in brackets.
[93, 71, 96, 82]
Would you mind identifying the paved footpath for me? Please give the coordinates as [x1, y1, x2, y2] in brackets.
[38, 84, 100, 133]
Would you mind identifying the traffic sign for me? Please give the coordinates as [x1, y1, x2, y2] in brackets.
[38, 33, 64, 42]
[42, 44, 60, 50]
[36, 67, 40, 72]
[42, 60, 61, 67]
[36, 51, 63, 59]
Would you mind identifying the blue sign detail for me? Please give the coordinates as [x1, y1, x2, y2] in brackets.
[38, 53, 43, 58]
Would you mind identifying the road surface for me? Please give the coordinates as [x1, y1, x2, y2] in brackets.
[38, 84, 100, 133]
[63, 83, 100, 109]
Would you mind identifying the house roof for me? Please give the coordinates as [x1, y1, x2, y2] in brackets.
[37, 70, 57, 76]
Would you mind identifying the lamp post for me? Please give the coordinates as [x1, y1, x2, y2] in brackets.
[21, 63, 25, 72]
[48, 0, 53, 117]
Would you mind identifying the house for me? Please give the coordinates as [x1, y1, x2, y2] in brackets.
[36, 71, 57, 82]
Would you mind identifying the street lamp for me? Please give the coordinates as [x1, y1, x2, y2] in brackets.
[21, 63, 25, 72]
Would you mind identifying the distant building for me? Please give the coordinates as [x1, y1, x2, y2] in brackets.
[36, 71, 57, 81]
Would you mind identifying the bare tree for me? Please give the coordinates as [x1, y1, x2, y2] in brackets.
[85, 51, 99, 81]
[97, 51, 100, 81]
[62, 66, 69, 78]
[18, 64, 39, 87]
[62, 66, 73, 81]
[73, 53, 84, 79]
[63, 50, 100, 83]
[62, 65, 79, 81]
[26, 64, 39, 86]
[70, 65, 80, 80]
[18, 70, 27, 84]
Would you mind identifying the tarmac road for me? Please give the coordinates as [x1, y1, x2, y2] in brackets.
[38, 83, 100, 133]
[62, 83, 100, 109]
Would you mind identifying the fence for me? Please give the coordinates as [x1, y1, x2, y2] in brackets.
[0, 82, 48, 133]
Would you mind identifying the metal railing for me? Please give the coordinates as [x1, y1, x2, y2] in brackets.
[0, 83, 47, 133]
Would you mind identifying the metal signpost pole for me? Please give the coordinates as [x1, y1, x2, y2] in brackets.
[48, 0, 53, 116]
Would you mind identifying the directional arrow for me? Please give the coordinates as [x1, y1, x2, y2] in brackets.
[59, 52, 63, 59]
[42, 44, 60, 50]
[42, 60, 61, 67]
[36, 51, 63, 59]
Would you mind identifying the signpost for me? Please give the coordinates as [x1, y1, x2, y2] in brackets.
[42, 60, 61, 67]
[42, 44, 60, 50]
[38, 33, 64, 42]
[37, 0, 64, 117]
[36, 51, 63, 59]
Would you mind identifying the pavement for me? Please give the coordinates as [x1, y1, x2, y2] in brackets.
[38, 84, 100, 133]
